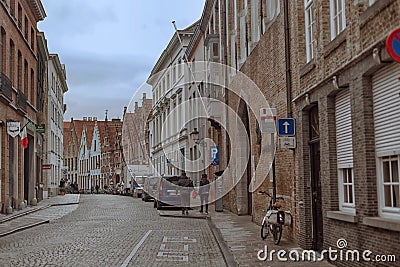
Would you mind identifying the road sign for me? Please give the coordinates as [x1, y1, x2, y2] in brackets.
[386, 28, 400, 63]
[278, 137, 296, 149]
[260, 108, 276, 133]
[278, 118, 295, 136]
[210, 146, 219, 166]
[42, 164, 51, 170]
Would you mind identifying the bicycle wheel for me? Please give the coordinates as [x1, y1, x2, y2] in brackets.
[261, 221, 269, 239]
[273, 224, 282, 245]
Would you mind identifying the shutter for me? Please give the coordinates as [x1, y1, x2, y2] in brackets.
[336, 89, 353, 168]
[372, 63, 400, 157]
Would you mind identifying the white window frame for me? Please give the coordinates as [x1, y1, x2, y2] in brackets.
[377, 155, 400, 219]
[336, 89, 355, 213]
[239, 14, 246, 64]
[230, 33, 237, 75]
[250, 0, 260, 44]
[304, 0, 315, 62]
[338, 168, 355, 214]
[329, 0, 346, 40]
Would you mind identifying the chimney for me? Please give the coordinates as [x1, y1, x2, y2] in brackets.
[135, 102, 138, 111]
[83, 117, 87, 121]
[71, 117, 73, 122]
[143, 93, 146, 100]
[123, 106, 127, 116]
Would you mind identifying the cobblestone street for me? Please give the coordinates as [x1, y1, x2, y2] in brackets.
[0, 195, 225, 267]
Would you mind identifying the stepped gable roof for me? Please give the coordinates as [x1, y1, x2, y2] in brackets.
[84, 121, 97, 150]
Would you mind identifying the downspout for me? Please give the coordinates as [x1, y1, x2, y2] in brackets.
[284, 0, 292, 118]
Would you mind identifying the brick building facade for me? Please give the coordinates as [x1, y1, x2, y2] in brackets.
[0, 0, 46, 213]
[292, 0, 400, 264]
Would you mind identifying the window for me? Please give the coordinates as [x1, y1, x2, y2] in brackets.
[0, 28, 4, 73]
[336, 90, 354, 213]
[30, 27, 34, 50]
[304, 0, 316, 62]
[10, 0, 14, 16]
[330, 0, 346, 40]
[24, 60, 28, 95]
[24, 16, 28, 39]
[264, 0, 280, 27]
[230, 34, 237, 75]
[17, 51, 21, 89]
[30, 68, 34, 104]
[381, 156, 400, 210]
[239, 14, 246, 63]
[17, 3, 22, 29]
[9, 40, 14, 84]
[251, 0, 260, 44]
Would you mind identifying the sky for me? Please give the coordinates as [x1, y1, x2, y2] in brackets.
[38, 0, 205, 121]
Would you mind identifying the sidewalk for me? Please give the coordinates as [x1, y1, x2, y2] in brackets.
[0, 194, 80, 237]
[207, 209, 334, 267]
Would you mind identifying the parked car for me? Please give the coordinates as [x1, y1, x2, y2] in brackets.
[152, 175, 182, 210]
[142, 176, 158, 202]
[133, 176, 146, 198]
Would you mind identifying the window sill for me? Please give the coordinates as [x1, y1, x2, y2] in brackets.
[360, 0, 396, 27]
[327, 211, 357, 223]
[363, 217, 400, 232]
[324, 29, 347, 58]
[300, 59, 316, 78]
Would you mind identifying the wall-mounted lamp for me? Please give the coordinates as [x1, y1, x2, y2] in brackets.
[332, 76, 340, 90]
[373, 47, 392, 65]
[305, 93, 310, 106]
[190, 128, 200, 144]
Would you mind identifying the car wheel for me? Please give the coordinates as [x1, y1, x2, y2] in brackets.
[156, 201, 162, 210]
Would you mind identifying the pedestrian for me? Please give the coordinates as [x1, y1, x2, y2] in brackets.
[199, 174, 210, 214]
[95, 184, 99, 194]
[178, 172, 194, 215]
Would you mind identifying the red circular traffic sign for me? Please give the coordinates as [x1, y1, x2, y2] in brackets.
[386, 28, 400, 63]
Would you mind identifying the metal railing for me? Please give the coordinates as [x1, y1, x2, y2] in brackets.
[0, 72, 13, 102]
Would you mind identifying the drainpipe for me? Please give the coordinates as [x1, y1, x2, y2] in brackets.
[284, 0, 292, 118]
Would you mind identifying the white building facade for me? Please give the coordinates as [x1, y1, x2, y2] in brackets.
[44, 54, 68, 197]
[148, 23, 198, 178]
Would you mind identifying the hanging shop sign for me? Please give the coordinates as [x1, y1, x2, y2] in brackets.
[7, 122, 20, 138]
[36, 124, 45, 134]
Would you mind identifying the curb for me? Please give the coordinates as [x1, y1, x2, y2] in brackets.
[0, 219, 50, 238]
[0, 204, 51, 224]
[206, 216, 238, 267]
[157, 210, 208, 220]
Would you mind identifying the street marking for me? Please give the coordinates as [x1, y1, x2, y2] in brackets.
[162, 236, 197, 243]
[120, 230, 152, 267]
[156, 236, 197, 262]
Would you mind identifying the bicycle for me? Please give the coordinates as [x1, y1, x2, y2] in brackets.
[258, 191, 291, 245]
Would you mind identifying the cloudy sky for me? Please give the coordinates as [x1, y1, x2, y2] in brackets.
[38, 0, 205, 121]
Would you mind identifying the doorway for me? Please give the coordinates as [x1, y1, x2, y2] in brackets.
[309, 105, 323, 251]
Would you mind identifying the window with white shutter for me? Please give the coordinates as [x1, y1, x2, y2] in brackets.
[373, 63, 400, 219]
[336, 89, 354, 213]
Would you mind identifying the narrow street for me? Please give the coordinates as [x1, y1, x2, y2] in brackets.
[0, 195, 225, 267]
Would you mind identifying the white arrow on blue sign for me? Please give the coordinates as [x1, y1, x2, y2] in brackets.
[278, 118, 295, 136]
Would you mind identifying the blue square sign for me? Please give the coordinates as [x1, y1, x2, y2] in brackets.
[278, 118, 295, 136]
[210, 146, 220, 166]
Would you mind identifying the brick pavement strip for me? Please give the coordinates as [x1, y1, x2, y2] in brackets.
[208, 210, 335, 267]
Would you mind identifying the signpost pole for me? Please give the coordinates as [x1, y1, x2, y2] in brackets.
[272, 133, 276, 203]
